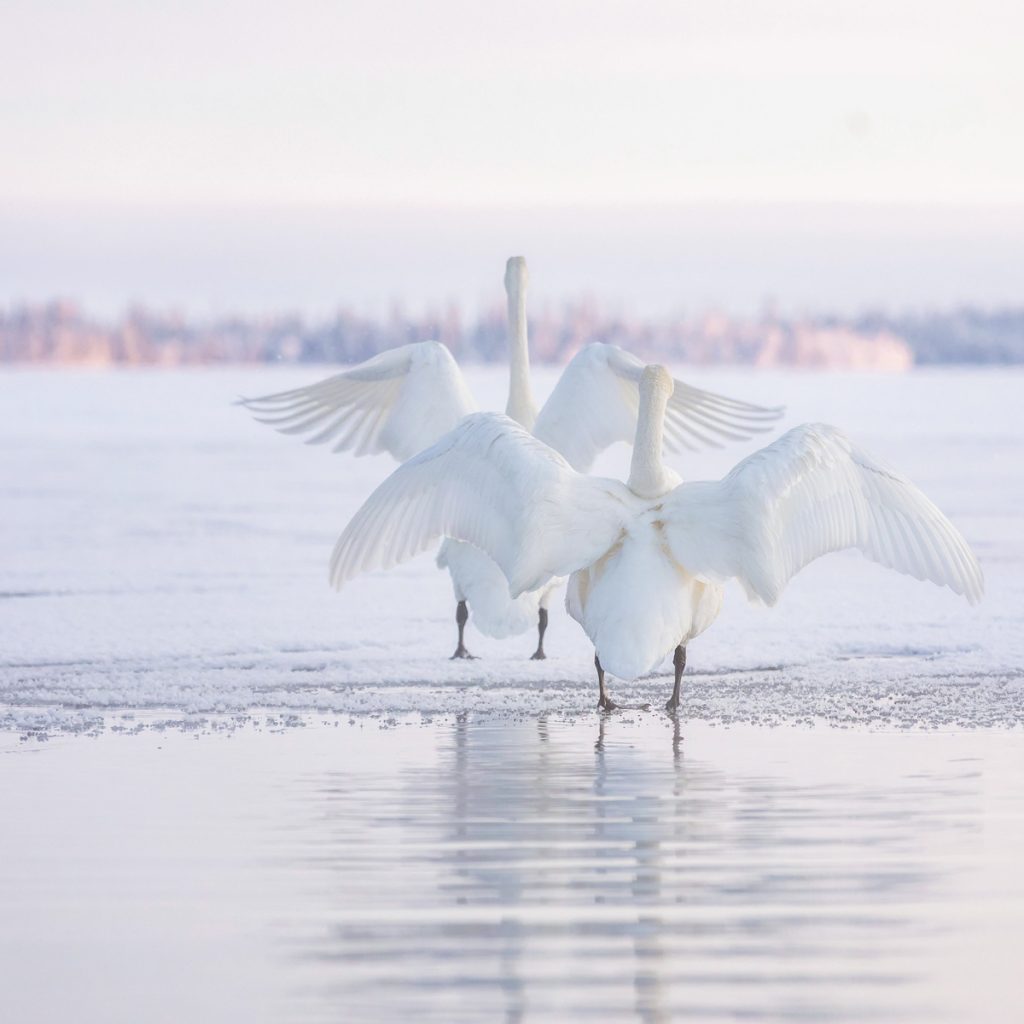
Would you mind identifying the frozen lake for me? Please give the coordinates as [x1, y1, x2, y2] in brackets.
[1, 366, 1022, 1021]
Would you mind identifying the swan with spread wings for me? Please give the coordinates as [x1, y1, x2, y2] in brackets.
[330, 365, 982, 711]
[242, 260, 783, 659]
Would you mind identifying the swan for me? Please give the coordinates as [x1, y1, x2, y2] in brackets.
[328, 365, 982, 710]
[241, 262, 783, 659]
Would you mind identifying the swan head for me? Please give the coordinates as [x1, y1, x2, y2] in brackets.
[640, 364, 674, 401]
[504, 256, 528, 295]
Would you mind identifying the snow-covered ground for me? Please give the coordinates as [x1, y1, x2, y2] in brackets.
[1, 366, 1021, 734]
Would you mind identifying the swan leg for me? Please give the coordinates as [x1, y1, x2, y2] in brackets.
[596, 655, 617, 711]
[596, 655, 652, 712]
[665, 645, 686, 713]
[529, 608, 548, 660]
[450, 600, 477, 660]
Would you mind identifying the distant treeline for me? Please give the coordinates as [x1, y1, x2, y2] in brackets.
[846, 309, 1024, 365]
[2, 300, 1022, 368]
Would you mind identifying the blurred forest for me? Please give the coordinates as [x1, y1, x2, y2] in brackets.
[3, 299, 1022, 368]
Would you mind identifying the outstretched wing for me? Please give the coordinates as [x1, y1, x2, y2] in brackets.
[330, 413, 629, 596]
[532, 343, 784, 471]
[662, 424, 983, 606]
[238, 341, 477, 462]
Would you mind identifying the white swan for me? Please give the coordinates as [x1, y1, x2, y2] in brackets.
[242, 262, 784, 658]
[329, 365, 983, 710]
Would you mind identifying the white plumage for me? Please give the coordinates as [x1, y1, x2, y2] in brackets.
[532, 342, 783, 469]
[330, 413, 629, 598]
[243, 258, 783, 653]
[662, 424, 984, 609]
[240, 340, 477, 462]
[331, 366, 982, 707]
[435, 541, 541, 639]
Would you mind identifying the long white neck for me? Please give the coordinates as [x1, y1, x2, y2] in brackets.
[504, 256, 537, 430]
[628, 366, 675, 498]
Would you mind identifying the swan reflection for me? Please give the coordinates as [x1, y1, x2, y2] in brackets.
[301, 716, 979, 1022]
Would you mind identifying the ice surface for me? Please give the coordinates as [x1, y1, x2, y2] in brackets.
[1, 366, 1021, 734]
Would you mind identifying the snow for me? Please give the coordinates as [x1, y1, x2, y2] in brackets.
[1, 365, 1021, 735]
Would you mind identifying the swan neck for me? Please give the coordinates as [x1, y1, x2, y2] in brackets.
[628, 386, 672, 498]
[504, 279, 536, 430]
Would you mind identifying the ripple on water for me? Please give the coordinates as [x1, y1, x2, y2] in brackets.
[271, 716, 1020, 1023]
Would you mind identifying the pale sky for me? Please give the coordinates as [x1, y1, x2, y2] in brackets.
[4, 0, 1024, 207]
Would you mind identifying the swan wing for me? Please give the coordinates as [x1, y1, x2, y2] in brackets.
[662, 423, 984, 606]
[238, 341, 477, 462]
[330, 413, 629, 596]
[532, 343, 784, 471]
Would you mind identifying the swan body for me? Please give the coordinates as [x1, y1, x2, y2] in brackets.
[330, 365, 982, 705]
[243, 260, 784, 654]
[565, 522, 724, 680]
[436, 539, 542, 638]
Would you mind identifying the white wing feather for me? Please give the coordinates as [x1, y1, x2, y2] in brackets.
[330, 413, 629, 596]
[238, 341, 477, 462]
[533, 343, 784, 471]
[662, 424, 984, 606]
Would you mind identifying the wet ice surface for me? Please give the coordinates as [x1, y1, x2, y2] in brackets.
[0, 366, 1021, 734]
[2, 716, 1022, 1024]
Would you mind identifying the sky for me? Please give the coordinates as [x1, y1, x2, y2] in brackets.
[3, 0, 1023, 313]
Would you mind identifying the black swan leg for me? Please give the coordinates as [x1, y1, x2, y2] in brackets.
[530, 608, 548, 660]
[665, 645, 686, 712]
[450, 600, 477, 660]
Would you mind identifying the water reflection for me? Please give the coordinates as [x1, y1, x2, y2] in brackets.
[298, 717, 981, 1022]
